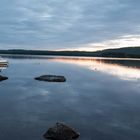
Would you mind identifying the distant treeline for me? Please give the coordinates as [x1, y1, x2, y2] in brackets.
[0, 49, 98, 56]
[0, 47, 140, 58]
[97, 47, 140, 58]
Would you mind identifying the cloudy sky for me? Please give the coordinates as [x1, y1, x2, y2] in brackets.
[0, 0, 140, 51]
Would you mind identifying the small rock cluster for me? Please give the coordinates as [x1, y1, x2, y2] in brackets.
[0, 75, 8, 82]
[43, 122, 80, 140]
[35, 75, 66, 82]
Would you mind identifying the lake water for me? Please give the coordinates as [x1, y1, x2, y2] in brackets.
[0, 56, 140, 140]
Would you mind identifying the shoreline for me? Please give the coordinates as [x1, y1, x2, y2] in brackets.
[0, 53, 140, 61]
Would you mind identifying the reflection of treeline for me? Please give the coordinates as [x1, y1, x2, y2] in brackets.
[0, 47, 140, 58]
[99, 59, 140, 68]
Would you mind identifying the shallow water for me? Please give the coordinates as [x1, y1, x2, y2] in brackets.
[0, 56, 140, 140]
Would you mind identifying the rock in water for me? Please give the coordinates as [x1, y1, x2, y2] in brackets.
[43, 122, 80, 140]
[35, 75, 66, 82]
[0, 75, 8, 82]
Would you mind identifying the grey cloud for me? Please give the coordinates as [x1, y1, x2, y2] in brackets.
[0, 0, 140, 50]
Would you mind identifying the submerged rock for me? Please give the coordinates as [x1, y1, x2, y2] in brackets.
[35, 75, 66, 82]
[43, 122, 80, 140]
[0, 75, 8, 82]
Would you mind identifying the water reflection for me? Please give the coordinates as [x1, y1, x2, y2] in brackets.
[1, 56, 140, 80]
[49, 57, 140, 81]
[0, 65, 8, 72]
[0, 57, 140, 140]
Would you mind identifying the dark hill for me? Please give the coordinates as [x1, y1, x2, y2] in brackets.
[0, 47, 140, 58]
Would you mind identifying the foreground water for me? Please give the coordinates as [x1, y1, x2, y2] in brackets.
[0, 56, 140, 140]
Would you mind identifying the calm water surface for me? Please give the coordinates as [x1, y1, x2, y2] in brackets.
[0, 56, 140, 140]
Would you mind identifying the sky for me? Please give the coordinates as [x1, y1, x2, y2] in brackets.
[0, 0, 140, 51]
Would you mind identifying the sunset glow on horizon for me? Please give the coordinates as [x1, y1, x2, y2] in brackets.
[57, 35, 140, 52]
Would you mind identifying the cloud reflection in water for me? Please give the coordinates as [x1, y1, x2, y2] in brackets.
[49, 57, 140, 81]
